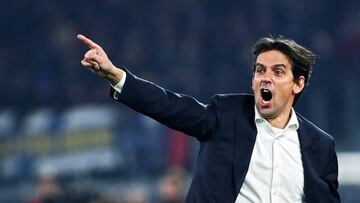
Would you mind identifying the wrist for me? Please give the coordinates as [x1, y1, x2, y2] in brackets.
[106, 66, 124, 86]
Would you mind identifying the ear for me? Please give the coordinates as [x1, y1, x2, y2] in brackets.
[293, 76, 305, 94]
[252, 77, 255, 92]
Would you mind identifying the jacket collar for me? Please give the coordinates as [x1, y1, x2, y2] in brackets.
[296, 114, 320, 151]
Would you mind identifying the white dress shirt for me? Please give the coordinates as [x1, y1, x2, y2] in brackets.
[236, 107, 304, 203]
[112, 73, 304, 202]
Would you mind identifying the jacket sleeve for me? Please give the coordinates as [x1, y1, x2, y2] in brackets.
[110, 68, 221, 141]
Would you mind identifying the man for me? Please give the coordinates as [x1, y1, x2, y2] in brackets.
[77, 34, 340, 203]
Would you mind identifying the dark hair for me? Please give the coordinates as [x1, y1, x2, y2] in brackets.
[252, 36, 316, 105]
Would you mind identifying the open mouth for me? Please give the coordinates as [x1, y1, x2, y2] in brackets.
[261, 88, 272, 102]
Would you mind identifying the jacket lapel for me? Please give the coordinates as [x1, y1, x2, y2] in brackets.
[297, 115, 321, 202]
[233, 101, 258, 195]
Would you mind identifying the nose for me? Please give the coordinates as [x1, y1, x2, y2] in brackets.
[260, 78, 272, 86]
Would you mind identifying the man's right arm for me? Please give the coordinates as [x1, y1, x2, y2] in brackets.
[77, 34, 220, 140]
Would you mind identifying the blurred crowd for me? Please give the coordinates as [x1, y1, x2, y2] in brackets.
[0, 0, 360, 202]
[1, 0, 360, 143]
[26, 166, 188, 203]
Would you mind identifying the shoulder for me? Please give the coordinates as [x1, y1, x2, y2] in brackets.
[209, 93, 255, 120]
[211, 93, 254, 107]
[296, 113, 335, 143]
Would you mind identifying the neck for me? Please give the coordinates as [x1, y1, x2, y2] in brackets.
[266, 108, 292, 129]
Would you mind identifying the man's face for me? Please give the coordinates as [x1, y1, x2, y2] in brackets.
[252, 50, 304, 120]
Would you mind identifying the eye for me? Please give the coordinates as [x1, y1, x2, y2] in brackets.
[255, 66, 265, 74]
[274, 68, 285, 76]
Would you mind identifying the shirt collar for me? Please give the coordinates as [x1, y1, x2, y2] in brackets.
[254, 106, 299, 130]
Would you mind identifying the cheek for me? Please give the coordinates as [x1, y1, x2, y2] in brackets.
[252, 77, 260, 90]
[277, 85, 294, 99]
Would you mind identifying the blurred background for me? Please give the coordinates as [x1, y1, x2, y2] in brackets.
[0, 0, 359, 202]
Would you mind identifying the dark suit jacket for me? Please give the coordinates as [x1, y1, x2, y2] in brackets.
[111, 68, 340, 203]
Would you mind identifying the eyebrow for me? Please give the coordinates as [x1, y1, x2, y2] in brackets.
[255, 63, 287, 69]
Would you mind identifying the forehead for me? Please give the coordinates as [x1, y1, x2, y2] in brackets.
[256, 50, 292, 67]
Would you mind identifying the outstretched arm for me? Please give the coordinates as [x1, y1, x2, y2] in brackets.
[77, 34, 220, 140]
[77, 34, 124, 86]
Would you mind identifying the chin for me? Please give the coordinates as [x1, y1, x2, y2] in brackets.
[258, 107, 276, 119]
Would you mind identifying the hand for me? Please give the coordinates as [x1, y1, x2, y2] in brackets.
[77, 34, 123, 84]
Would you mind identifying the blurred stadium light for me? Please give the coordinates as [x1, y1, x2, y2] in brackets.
[338, 152, 360, 185]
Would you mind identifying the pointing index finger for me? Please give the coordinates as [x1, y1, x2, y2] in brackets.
[77, 34, 100, 49]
